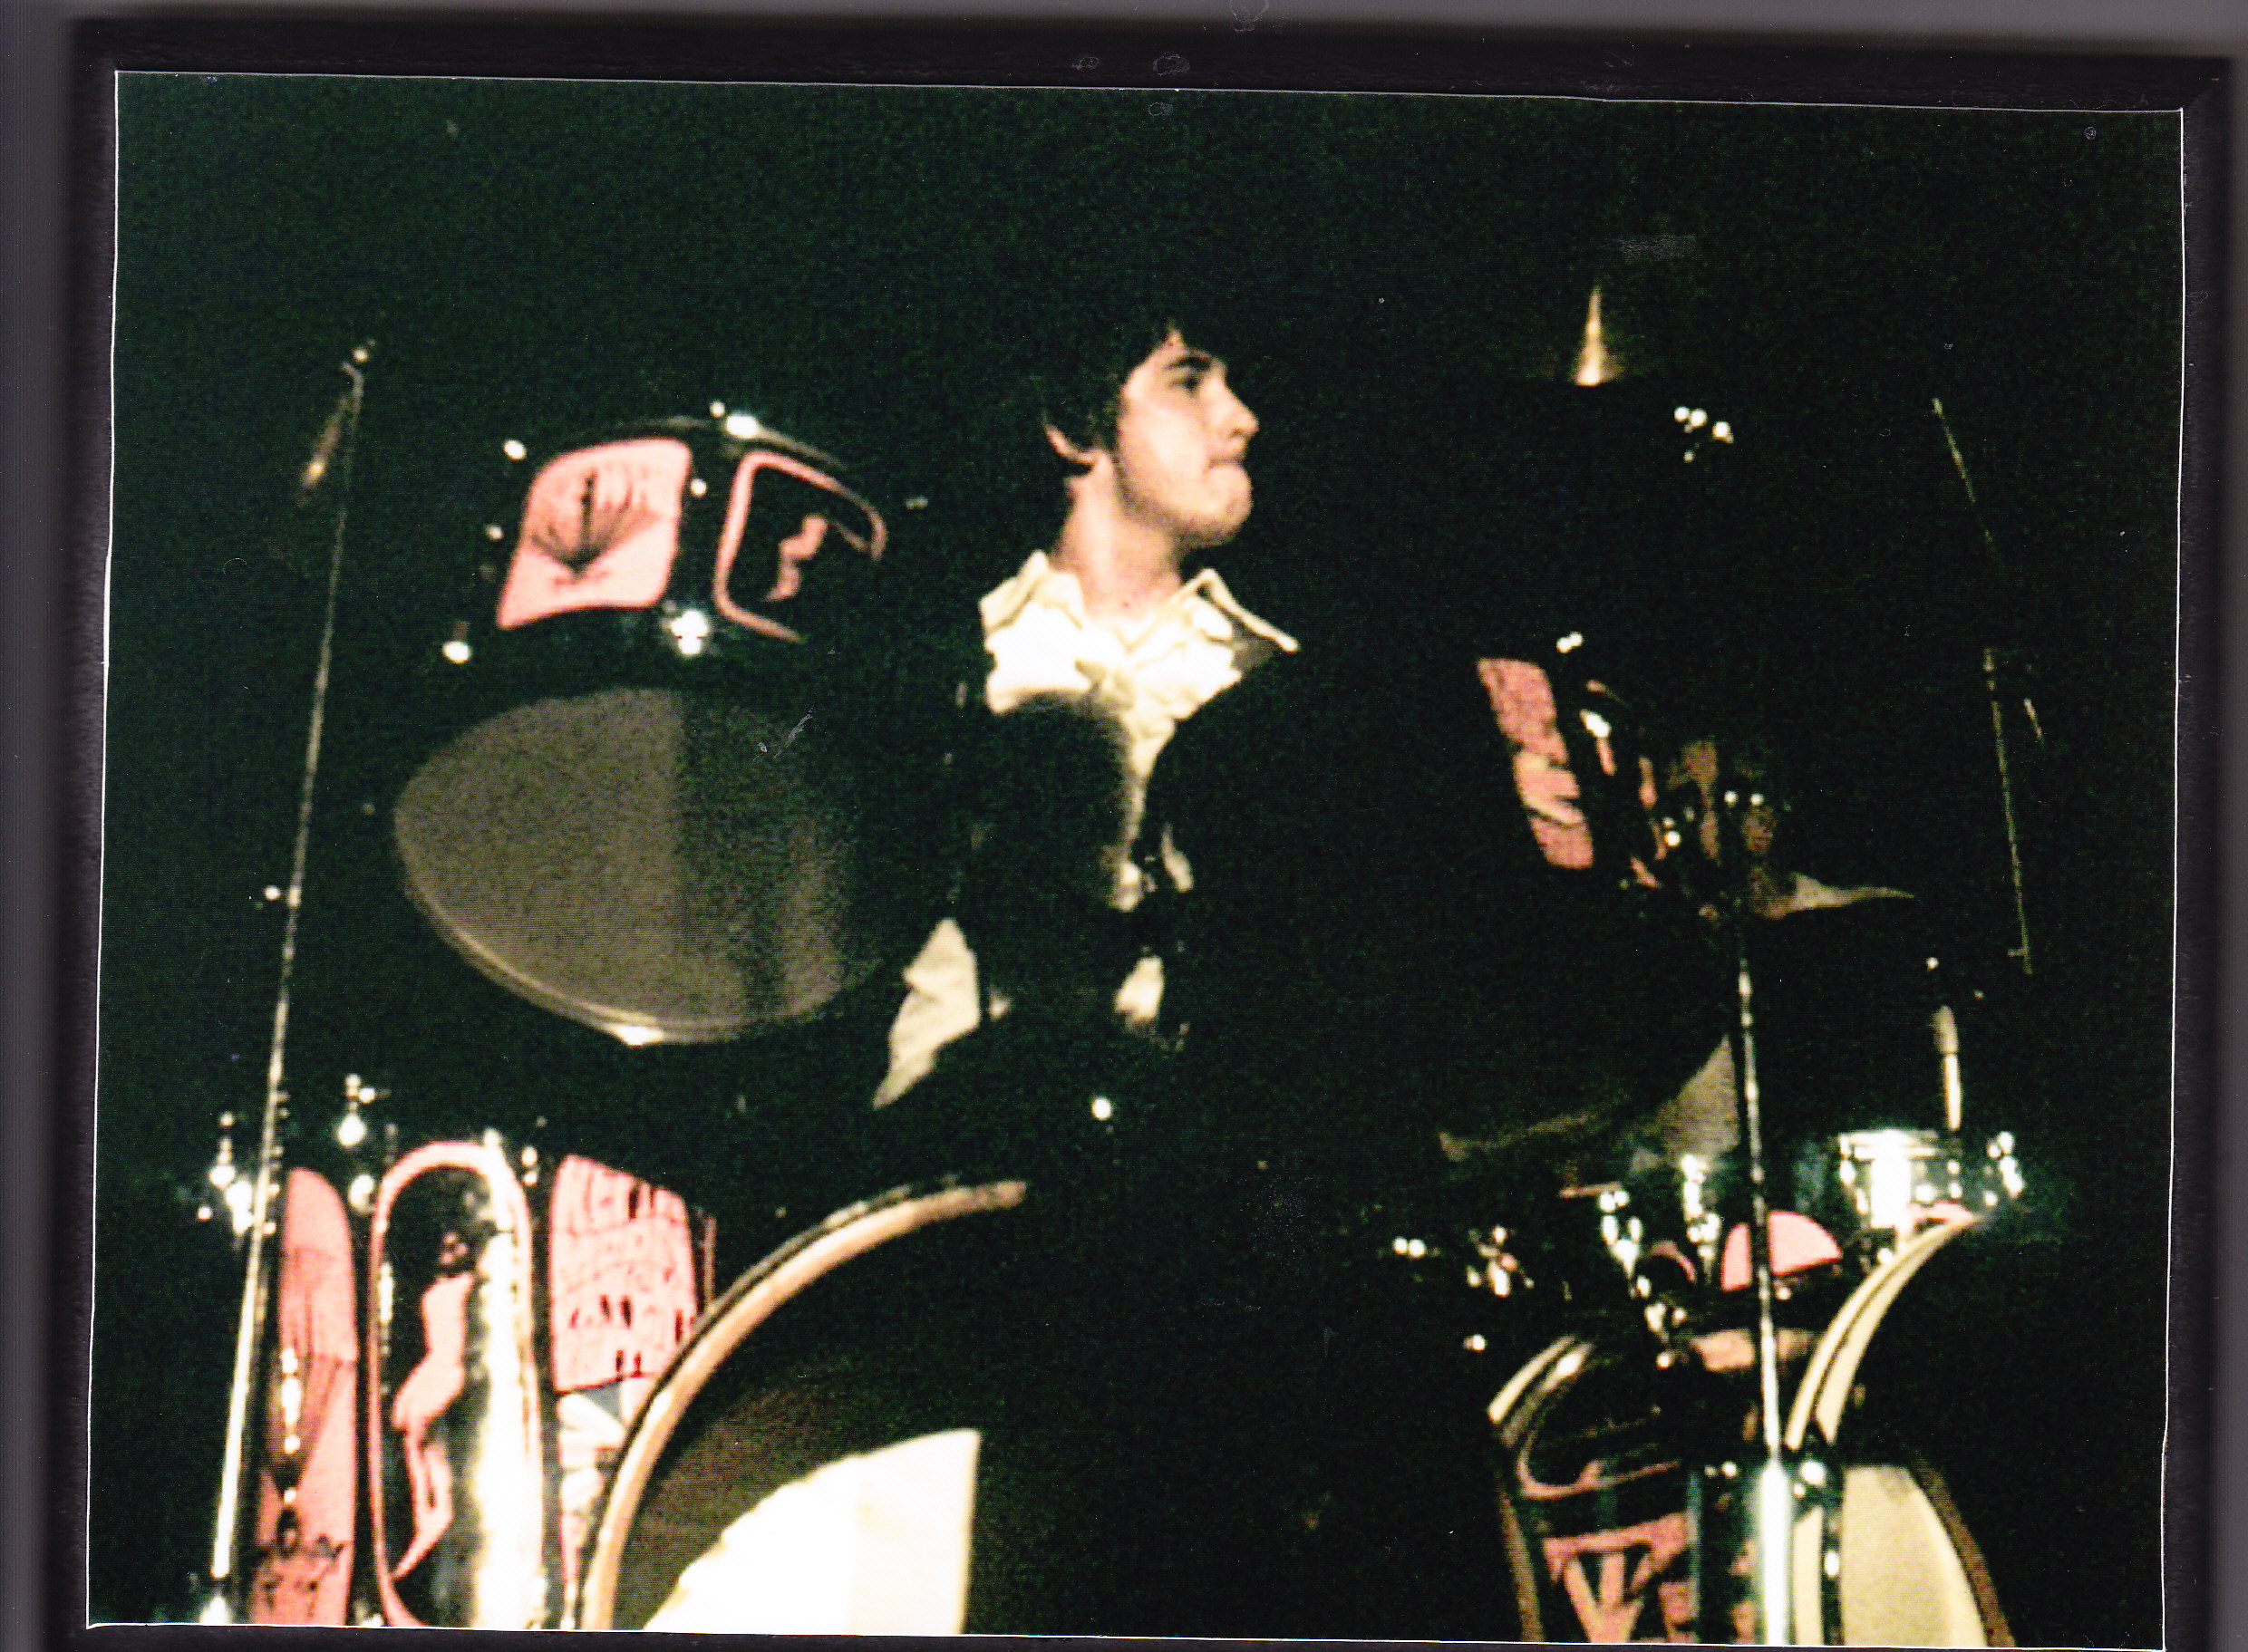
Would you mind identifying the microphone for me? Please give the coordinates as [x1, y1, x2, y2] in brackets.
[296, 341, 374, 500]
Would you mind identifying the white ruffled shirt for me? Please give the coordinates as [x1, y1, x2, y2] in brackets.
[875, 552, 1296, 1106]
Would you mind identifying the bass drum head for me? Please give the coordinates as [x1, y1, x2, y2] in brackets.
[576, 1182, 1031, 1635]
[394, 685, 885, 1044]
[577, 1174, 1526, 1639]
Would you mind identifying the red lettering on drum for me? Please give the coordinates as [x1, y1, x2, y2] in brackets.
[1544, 1511, 1695, 1642]
[547, 1156, 701, 1396]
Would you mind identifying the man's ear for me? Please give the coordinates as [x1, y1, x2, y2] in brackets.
[1043, 420, 1102, 470]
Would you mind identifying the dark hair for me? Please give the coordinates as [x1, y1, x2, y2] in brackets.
[957, 247, 1245, 565]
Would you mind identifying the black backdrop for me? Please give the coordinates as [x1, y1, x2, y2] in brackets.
[94, 74, 2181, 1625]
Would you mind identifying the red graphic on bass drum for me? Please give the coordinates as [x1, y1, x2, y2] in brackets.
[247, 1169, 358, 1625]
[1543, 1511, 1696, 1643]
[389, 1232, 478, 1582]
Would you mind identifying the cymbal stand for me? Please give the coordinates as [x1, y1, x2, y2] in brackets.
[1722, 883, 1794, 1645]
[202, 344, 370, 1618]
[1933, 398, 2036, 978]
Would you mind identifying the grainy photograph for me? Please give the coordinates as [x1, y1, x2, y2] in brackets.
[90, 58, 2188, 1642]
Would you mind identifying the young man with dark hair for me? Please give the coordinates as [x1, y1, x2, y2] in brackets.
[874, 319, 1296, 1105]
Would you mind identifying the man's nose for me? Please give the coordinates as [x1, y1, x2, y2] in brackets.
[1219, 383, 1259, 441]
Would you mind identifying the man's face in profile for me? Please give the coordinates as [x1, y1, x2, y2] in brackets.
[1107, 330, 1260, 551]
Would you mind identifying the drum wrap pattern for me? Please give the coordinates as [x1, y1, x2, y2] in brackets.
[359, 1138, 712, 1628]
[1489, 1216, 2010, 1645]
[246, 1170, 359, 1625]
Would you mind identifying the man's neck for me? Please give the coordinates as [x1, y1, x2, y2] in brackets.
[1049, 502, 1187, 628]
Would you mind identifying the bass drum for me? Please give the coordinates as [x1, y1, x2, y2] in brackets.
[573, 1159, 1535, 1640]
[572, 1181, 1030, 1635]
[1787, 1216, 2163, 1650]
[1492, 1216, 2164, 1646]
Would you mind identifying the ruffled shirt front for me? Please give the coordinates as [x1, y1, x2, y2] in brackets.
[875, 552, 1296, 1106]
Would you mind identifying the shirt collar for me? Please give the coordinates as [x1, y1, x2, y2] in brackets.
[981, 550, 1298, 654]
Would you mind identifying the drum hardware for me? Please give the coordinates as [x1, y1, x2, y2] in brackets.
[1979, 643, 2041, 975]
[335, 1075, 389, 1215]
[1677, 1152, 1724, 1279]
[197, 1113, 253, 1235]
[204, 343, 373, 1624]
[1933, 1004, 1964, 1133]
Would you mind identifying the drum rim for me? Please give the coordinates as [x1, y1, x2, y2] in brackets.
[1785, 1215, 1979, 1454]
[570, 1177, 1029, 1631]
[1784, 1216, 2013, 1647]
[1486, 1335, 1594, 1446]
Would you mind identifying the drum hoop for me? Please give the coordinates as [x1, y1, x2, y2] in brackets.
[571, 1178, 1030, 1631]
[1486, 1335, 1594, 1446]
[1783, 1215, 2013, 1647]
[1784, 1216, 1980, 1453]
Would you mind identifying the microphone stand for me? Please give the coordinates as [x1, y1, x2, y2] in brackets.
[203, 344, 371, 1618]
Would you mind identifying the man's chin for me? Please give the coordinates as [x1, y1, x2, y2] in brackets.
[1193, 488, 1253, 548]
[1182, 514, 1250, 553]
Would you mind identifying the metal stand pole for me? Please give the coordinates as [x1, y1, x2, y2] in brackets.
[1728, 905, 1793, 1645]
[1982, 646, 2035, 977]
[205, 346, 369, 1613]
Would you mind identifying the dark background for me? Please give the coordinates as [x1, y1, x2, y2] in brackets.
[91, 75, 2180, 1626]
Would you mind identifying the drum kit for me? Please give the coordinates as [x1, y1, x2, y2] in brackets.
[196, 352, 2056, 1641]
